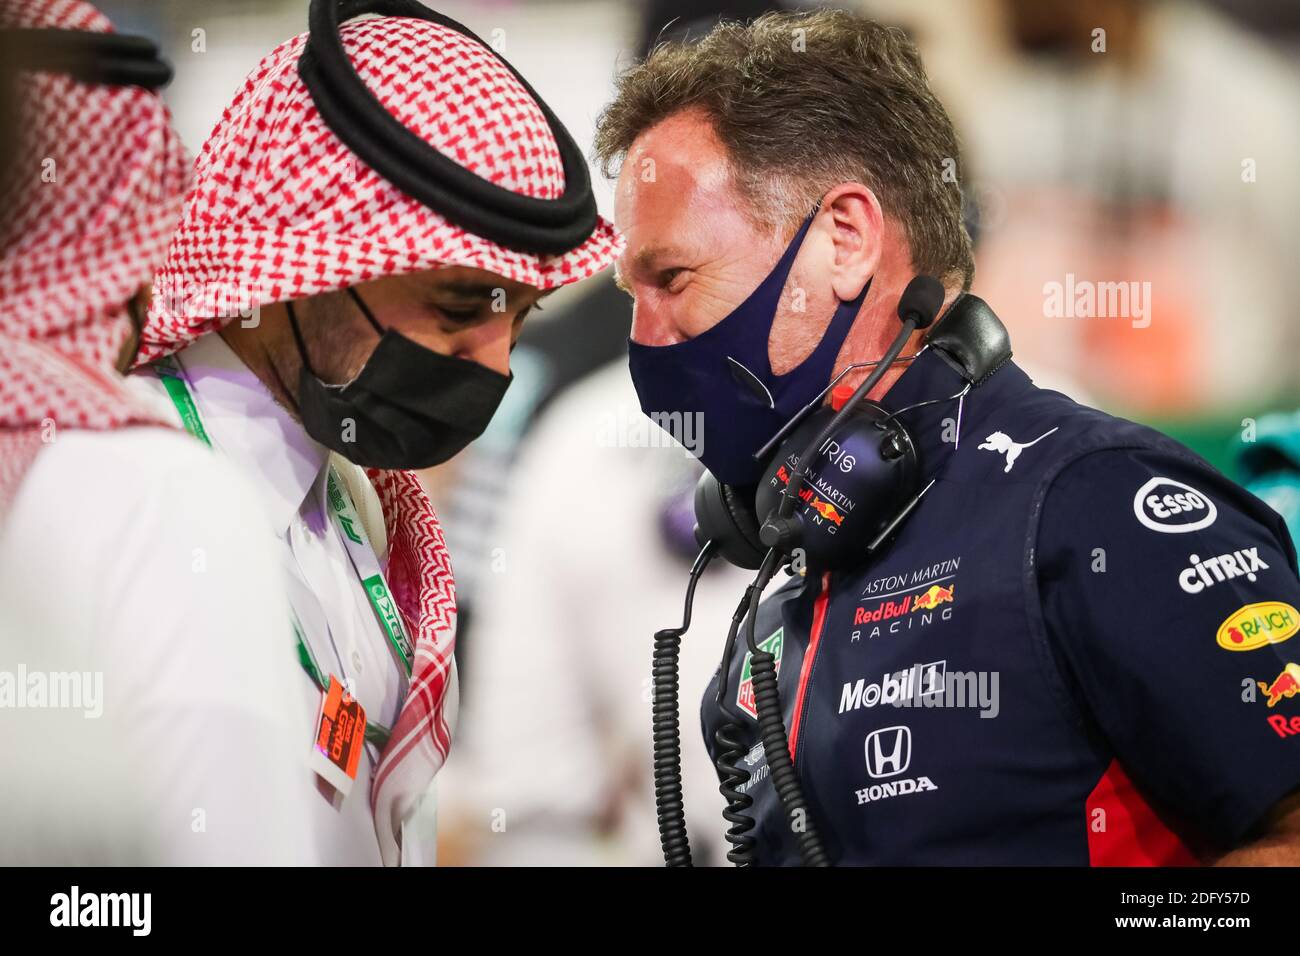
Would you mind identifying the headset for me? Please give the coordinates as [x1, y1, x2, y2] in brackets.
[652, 279, 1013, 866]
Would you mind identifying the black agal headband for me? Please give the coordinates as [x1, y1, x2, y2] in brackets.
[0, 26, 172, 88]
[297, 0, 599, 257]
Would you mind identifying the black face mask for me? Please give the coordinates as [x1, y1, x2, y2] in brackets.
[288, 288, 511, 470]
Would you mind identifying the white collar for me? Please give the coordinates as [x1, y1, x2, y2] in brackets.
[173, 331, 329, 536]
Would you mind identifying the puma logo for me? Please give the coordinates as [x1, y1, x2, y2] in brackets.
[978, 427, 1059, 473]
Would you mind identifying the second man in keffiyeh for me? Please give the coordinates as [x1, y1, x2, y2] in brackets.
[128, 0, 620, 865]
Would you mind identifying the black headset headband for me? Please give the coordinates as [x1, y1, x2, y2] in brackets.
[297, 0, 599, 256]
[926, 292, 1012, 385]
[0, 27, 172, 89]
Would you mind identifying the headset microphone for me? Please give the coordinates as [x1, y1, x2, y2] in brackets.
[898, 273, 946, 328]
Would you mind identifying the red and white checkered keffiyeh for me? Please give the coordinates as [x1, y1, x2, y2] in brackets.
[137, 13, 622, 864]
[0, 0, 190, 519]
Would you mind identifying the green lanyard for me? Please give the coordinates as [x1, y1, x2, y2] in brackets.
[154, 356, 402, 750]
[323, 467, 414, 676]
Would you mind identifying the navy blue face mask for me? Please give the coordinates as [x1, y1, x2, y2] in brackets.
[627, 209, 870, 486]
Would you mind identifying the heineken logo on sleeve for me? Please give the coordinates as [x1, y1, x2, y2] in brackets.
[737, 628, 784, 719]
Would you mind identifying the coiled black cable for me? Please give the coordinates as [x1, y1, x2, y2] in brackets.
[714, 721, 758, 865]
[652, 542, 830, 866]
[651, 541, 715, 867]
[743, 549, 831, 866]
[710, 583, 769, 866]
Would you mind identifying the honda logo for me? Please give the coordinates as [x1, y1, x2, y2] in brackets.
[865, 725, 911, 778]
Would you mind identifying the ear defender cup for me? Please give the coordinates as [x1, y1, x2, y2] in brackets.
[754, 401, 920, 570]
[693, 472, 766, 570]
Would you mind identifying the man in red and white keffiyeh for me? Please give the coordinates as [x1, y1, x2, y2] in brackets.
[125, 1, 620, 864]
[1, 0, 328, 865]
[0, 0, 189, 518]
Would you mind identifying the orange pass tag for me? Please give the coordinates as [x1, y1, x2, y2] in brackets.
[308, 675, 367, 797]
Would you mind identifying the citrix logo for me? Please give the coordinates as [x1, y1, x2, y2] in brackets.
[1179, 547, 1268, 594]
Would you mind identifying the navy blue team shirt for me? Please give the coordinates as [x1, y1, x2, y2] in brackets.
[701, 345, 1300, 865]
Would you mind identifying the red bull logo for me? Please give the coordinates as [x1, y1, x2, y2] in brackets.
[912, 584, 955, 611]
[1267, 713, 1300, 738]
[853, 583, 956, 628]
[1259, 663, 1300, 708]
[1215, 602, 1299, 651]
[855, 596, 912, 625]
[808, 497, 845, 526]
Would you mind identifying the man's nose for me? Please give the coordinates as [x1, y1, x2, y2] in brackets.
[449, 317, 512, 377]
[630, 303, 682, 347]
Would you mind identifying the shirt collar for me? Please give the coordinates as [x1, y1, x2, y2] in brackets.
[879, 344, 1030, 480]
[173, 331, 329, 535]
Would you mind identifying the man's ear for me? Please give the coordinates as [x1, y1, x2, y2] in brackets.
[821, 182, 883, 302]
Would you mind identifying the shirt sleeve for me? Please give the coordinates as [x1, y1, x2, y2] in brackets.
[1036, 444, 1300, 850]
[0, 427, 318, 864]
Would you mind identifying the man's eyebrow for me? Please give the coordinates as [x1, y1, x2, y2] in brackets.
[428, 282, 551, 309]
[430, 282, 504, 298]
[612, 244, 691, 296]
[630, 244, 688, 274]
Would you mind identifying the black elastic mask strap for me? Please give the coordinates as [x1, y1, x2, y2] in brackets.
[285, 300, 320, 380]
[288, 289, 388, 381]
[345, 286, 386, 336]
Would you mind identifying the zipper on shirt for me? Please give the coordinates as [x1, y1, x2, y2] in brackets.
[789, 570, 833, 765]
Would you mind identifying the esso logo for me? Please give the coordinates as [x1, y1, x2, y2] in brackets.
[1133, 477, 1217, 533]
